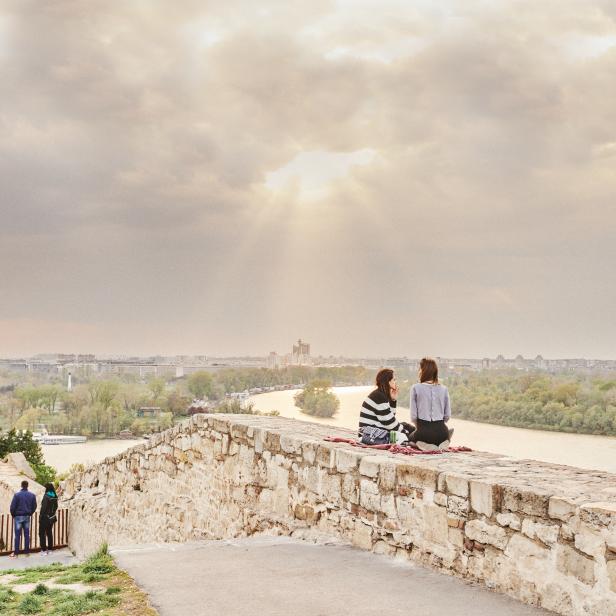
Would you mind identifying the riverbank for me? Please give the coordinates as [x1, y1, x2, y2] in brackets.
[249, 386, 616, 473]
[41, 439, 143, 473]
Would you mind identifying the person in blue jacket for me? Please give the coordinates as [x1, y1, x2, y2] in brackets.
[9, 480, 37, 558]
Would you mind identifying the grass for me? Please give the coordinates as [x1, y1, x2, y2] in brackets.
[0, 545, 157, 615]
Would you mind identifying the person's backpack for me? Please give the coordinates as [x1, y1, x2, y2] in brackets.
[359, 426, 391, 445]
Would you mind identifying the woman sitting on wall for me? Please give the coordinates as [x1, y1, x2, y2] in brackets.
[407, 357, 453, 451]
[358, 368, 414, 445]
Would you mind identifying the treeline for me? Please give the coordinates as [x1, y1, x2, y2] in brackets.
[0, 366, 371, 437]
[399, 372, 616, 436]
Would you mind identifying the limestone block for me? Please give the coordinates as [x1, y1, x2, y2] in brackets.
[607, 560, 616, 594]
[502, 487, 550, 517]
[539, 583, 574, 615]
[556, 544, 596, 586]
[423, 504, 448, 545]
[360, 479, 381, 511]
[381, 494, 397, 519]
[301, 441, 318, 464]
[448, 527, 465, 547]
[378, 461, 399, 492]
[447, 495, 469, 518]
[316, 444, 337, 469]
[574, 526, 605, 558]
[445, 474, 469, 498]
[580, 502, 616, 528]
[359, 456, 382, 478]
[322, 474, 342, 506]
[341, 473, 359, 504]
[465, 519, 508, 550]
[373, 540, 396, 556]
[496, 512, 521, 530]
[352, 519, 373, 550]
[335, 448, 363, 473]
[253, 429, 265, 453]
[505, 534, 548, 561]
[434, 492, 448, 507]
[548, 496, 578, 522]
[396, 463, 438, 491]
[521, 519, 559, 545]
[470, 481, 497, 518]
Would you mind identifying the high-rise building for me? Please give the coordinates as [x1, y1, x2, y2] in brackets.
[292, 339, 311, 365]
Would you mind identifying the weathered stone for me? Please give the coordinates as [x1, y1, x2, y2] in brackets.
[352, 520, 373, 550]
[579, 501, 616, 527]
[521, 519, 559, 545]
[505, 534, 548, 561]
[548, 496, 578, 521]
[574, 526, 605, 558]
[359, 479, 381, 511]
[607, 559, 616, 594]
[396, 463, 438, 491]
[434, 492, 447, 507]
[465, 519, 508, 550]
[335, 448, 362, 473]
[423, 504, 448, 545]
[359, 456, 381, 478]
[556, 545, 596, 586]
[470, 481, 497, 518]
[496, 512, 521, 530]
[447, 495, 469, 518]
[503, 487, 550, 517]
[445, 474, 469, 498]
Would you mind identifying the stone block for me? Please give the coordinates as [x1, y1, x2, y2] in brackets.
[396, 463, 438, 491]
[341, 473, 359, 504]
[445, 474, 469, 498]
[505, 534, 548, 561]
[301, 441, 318, 464]
[574, 526, 605, 558]
[496, 512, 521, 530]
[521, 519, 559, 545]
[448, 527, 465, 547]
[608, 560, 616, 594]
[434, 492, 447, 507]
[548, 496, 578, 522]
[378, 461, 399, 492]
[335, 449, 363, 473]
[423, 504, 448, 545]
[502, 487, 550, 517]
[556, 544, 595, 586]
[280, 434, 303, 454]
[316, 444, 336, 469]
[470, 481, 497, 518]
[580, 501, 616, 528]
[359, 456, 382, 478]
[360, 479, 381, 511]
[352, 519, 373, 550]
[465, 519, 508, 550]
[447, 495, 469, 518]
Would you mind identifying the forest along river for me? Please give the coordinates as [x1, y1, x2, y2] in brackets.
[249, 385, 616, 474]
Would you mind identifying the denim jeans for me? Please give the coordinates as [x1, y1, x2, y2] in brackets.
[14, 515, 31, 554]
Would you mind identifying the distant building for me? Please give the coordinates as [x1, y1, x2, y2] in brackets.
[292, 339, 311, 365]
[137, 407, 162, 418]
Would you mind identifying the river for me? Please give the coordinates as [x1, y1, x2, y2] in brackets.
[42, 439, 144, 473]
[249, 386, 616, 474]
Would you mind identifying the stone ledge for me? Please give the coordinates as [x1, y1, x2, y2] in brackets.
[61, 415, 616, 616]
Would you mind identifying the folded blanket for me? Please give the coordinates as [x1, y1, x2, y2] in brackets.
[324, 436, 472, 455]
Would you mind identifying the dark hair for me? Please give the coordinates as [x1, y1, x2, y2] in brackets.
[45, 483, 56, 494]
[21, 480, 29, 489]
[375, 368, 395, 401]
[419, 357, 439, 384]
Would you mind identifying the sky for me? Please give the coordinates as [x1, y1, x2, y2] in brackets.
[1, 0, 616, 359]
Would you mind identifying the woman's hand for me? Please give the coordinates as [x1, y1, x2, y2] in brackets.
[390, 383, 398, 401]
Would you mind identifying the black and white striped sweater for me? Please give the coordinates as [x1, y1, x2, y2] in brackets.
[358, 389, 400, 434]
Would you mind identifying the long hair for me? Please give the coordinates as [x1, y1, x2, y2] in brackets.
[44, 482, 56, 495]
[419, 357, 439, 384]
[375, 368, 394, 401]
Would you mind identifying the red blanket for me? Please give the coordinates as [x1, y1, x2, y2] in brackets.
[324, 436, 472, 455]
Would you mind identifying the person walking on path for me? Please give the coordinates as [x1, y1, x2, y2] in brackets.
[9, 480, 38, 558]
[39, 483, 58, 555]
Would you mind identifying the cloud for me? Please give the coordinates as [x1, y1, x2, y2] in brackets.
[1, 0, 616, 357]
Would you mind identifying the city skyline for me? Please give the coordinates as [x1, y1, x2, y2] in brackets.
[2, 1, 616, 359]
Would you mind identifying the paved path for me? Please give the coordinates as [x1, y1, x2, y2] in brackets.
[0, 548, 80, 571]
[112, 537, 553, 616]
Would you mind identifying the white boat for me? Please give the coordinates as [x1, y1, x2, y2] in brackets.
[41, 435, 87, 445]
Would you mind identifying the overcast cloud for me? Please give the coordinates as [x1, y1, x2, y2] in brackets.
[1, 0, 615, 358]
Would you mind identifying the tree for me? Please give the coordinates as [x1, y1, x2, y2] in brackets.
[294, 380, 340, 418]
[0, 429, 56, 485]
[188, 372, 215, 400]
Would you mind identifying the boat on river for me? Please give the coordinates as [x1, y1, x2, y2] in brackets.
[41, 435, 87, 445]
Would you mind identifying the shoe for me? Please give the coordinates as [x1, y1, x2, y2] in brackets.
[438, 440, 450, 450]
[448, 428, 454, 440]
[9, 553, 17, 559]
[416, 441, 439, 452]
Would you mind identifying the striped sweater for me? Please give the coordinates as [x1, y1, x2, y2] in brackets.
[359, 389, 400, 434]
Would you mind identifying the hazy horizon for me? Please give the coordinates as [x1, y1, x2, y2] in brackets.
[2, 1, 616, 359]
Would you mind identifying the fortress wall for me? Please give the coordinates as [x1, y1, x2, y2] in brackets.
[61, 415, 616, 615]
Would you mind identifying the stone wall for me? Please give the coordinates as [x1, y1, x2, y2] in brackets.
[61, 415, 616, 615]
[1, 453, 44, 513]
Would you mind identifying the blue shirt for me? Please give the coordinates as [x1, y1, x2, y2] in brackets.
[410, 382, 451, 423]
[10, 488, 37, 517]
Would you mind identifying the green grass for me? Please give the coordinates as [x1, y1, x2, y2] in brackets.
[0, 545, 155, 615]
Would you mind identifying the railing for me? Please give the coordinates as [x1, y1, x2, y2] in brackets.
[0, 509, 69, 556]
